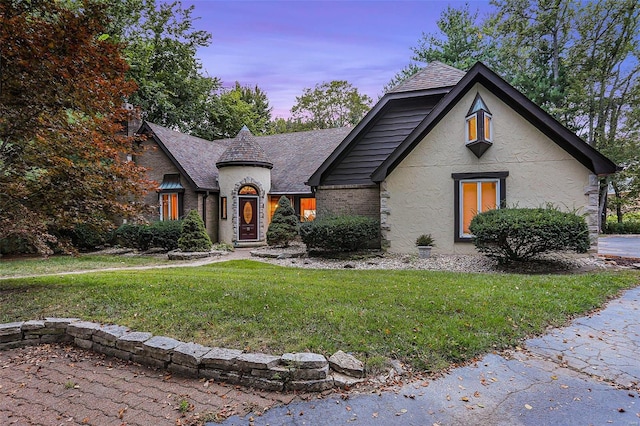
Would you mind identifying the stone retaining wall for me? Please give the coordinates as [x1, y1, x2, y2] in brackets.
[0, 318, 364, 392]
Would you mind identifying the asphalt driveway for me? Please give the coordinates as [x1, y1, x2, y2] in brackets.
[599, 235, 640, 259]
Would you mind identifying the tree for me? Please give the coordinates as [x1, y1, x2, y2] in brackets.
[267, 196, 299, 247]
[0, 0, 153, 254]
[488, 0, 574, 119]
[291, 81, 372, 129]
[192, 82, 273, 140]
[116, 0, 220, 134]
[178, 210, 212, 252]
[385, 4, 496, 92]
[566, 0, 640, 223]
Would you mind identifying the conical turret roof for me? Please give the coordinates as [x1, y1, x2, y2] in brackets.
[216, 126, 273, 169]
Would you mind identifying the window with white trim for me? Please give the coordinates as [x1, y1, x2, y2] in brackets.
[160, 193, 180, 220]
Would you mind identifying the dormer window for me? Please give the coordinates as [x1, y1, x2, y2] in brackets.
[465, 93, 493, 158]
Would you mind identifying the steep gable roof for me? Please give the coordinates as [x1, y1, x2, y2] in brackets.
[216, 126, 273, 169]
[141, 122, 226, 191]
[371, 62, 619, 181]
[388, 61, 466, 93]
[307, 63, 462, 188]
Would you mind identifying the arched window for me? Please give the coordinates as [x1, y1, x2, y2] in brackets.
[239, 185, 258, 195]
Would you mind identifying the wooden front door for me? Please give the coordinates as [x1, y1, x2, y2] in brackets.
[238, 197, 258, 240]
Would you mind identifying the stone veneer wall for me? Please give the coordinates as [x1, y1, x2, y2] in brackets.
[585, 173, 600, 253]
[0, 319, 364, 392]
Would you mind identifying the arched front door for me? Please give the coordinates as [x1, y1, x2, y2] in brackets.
[238, 186, 259, 241]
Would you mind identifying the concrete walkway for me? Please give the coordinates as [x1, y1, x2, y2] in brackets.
[599, 235, 640, 259]
[221, 286, 640, 425]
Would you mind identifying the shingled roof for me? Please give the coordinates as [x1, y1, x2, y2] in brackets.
[215, 127, 353, 193]
[143, 122, 351, 194]
[388, 61, 466, 93]
[142, 122, 227, 191]
[216, 126, 273, 169]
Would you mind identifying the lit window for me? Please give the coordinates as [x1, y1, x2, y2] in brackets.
[160, 193, 179, 220]
[220, 197, 227, 219]
[452, 172, 508, 241]
[465, 93, 493, 157]
[239, 185, 258, 195]
[299, 198, 316, 221]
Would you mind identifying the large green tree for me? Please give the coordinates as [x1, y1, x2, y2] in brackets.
[291, 80, 372, 129]
[117, 0, 220, 134]
[386, 4, 496, 92]
[0, 0, 152, 254]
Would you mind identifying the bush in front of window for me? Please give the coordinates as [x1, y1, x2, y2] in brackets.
[267, 196, 299, 247]
[469, 207, 590, 263]
[114, 221, 182, 251]
[300, 214, 379, 252]
[178, 210, 212, 252]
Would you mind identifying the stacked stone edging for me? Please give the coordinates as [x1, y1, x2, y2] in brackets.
[0, 319, 365, 392]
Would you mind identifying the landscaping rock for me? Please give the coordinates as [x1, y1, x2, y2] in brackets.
[142, 336, 181, 361]
[66, 321, 101, 340]
[21, 320, 45, 331]
[167, 250, 212, 260]
[251, 366, 290, 381]
[281, 352, 328, 369]
[172, 342, 211, 367]
[329, 350, 365, 378]
[44, 318, 80, 329]
[288, 378, 334, 392]
[93, 324, 130, 347]
[331, 372, 366, 389]
[235, 353, 281, 372]
[290, 365, 329, 380]
[201, 347, 242, 370]
[116, 331, 152, 354]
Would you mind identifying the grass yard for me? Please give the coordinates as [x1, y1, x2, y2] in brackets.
[0, 254, 172, 278]
[1, 259, 638, 372]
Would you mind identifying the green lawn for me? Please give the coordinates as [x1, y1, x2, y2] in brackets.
[0, 254, 172, 278]
[1, 260, 637, 372]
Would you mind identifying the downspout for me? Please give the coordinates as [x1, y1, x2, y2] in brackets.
[202, 192, 208, 229]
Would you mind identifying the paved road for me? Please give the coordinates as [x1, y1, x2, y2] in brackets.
[221, 286, 640, 426]
[599, 235, 640, 259]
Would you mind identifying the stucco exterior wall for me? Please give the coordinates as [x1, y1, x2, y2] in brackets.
[383, 84, 594, 254]
[217, 166, 271, 246]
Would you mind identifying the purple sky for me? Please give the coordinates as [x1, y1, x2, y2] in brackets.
[182, 1, 491, 118]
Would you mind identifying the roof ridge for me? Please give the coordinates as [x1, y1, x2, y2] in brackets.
[388, 61, 466, 94]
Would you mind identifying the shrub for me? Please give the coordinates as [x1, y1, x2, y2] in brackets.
[300, 214, 379, 252]
[267, 196, 299, 247]
[604, 221, 640, 234]
[178, 210, 212, 252]
[114, 221, 182, 251]
[150, 220, 182, 250]
[469, 207, 590, 263]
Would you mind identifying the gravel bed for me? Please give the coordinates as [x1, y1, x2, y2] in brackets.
[251, 244, 611, 274]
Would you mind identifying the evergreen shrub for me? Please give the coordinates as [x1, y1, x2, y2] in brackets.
[267, 196, 299, 247]
[469, 207, 590, 263]
[178, 210, 212, 252]
[300, 214, 379, 252]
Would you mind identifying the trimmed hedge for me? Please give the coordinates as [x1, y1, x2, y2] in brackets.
[469, 207, 590, 263]
[300, 215, 379, 252]
[114, 220, 182, 251]
[604, 221, 640, 234]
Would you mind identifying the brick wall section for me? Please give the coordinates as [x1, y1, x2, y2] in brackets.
[134, 139, 218, 241]
[0, 319, 364, 392]
[315, 184, 380, 219]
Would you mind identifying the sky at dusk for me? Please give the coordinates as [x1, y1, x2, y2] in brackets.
[181, 0, 493, 118]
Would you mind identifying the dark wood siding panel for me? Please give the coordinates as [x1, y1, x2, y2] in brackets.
[320, 95, 444, 186]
